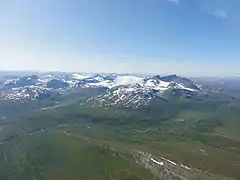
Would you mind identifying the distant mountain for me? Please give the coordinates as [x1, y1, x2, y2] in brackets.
[158, 74, 201, 91]
[0, 86, 57, 102]
[0, 75, 39, 91]
[0, 77, 5, 86]
[0, 73, 201, 105]
[47, 79, 69, 89]
[84, 75, 200, 108]
[86, 83, 169, 109]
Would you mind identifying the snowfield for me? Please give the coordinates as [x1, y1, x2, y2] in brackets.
[115, 75, 144, 85]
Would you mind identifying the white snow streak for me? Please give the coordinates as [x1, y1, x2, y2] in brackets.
[151, 158, 164, 166]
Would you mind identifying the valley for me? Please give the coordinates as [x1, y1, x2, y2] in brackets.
[0, 72, 239, 179]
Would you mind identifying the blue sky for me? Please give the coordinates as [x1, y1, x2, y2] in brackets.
[0, 0, 240, 76]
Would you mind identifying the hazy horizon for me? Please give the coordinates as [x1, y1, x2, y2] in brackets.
[1, 69, 239, 78]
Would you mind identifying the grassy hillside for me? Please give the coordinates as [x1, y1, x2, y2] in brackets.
[0, 86, 240, 179]
[0, 131, 154, 180]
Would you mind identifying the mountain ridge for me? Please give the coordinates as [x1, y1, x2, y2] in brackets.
[0, 73, 200, 104]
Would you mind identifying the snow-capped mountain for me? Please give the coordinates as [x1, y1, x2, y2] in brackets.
[0, 75, 38, 91]
[0, 73, 200, 104]
[0, 86, 57, 102]
[84, 74, 200, 108]
[0, 75, 66, 102]
[87, 84, 166, 108]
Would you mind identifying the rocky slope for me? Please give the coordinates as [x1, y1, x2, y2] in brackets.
[0, 73, 200, 104]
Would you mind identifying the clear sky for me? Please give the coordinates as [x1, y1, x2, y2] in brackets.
[0, 0, 240, 76]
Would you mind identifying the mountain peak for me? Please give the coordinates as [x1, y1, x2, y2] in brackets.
[160, 74, 183, 81]
[47, 79, 69, 89]
[155, 75, 161, 80]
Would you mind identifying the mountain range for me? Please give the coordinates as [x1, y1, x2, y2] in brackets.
[0, 73, 201, 105]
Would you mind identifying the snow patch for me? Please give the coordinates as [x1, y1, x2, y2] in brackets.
[176, 84, 196, 92]
[72, 73, 91, 80]
[2, 79, 18, 86]
[160, 157, 177, 166]
[115, 76, 143, 85]
[151, 158, 164, 166]
[88, 80, 115, 88]
[181, 164, 191, 170]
